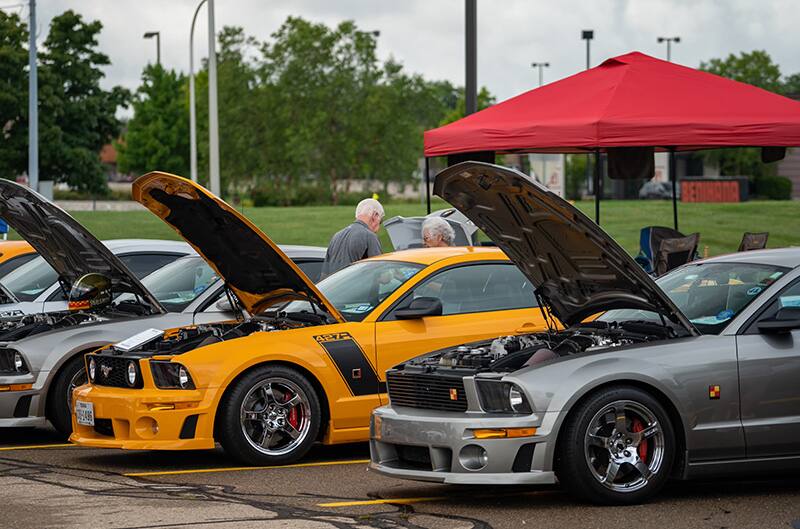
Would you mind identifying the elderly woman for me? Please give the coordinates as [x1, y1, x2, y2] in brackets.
[421, 217, 456, 248]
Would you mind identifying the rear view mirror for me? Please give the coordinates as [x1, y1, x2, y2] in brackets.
[757, 307, 800, 334]
[394, 297, 443, 320]
[215, 298, 233, 312]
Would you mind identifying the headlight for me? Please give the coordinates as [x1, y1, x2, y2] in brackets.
[150, 361, 195, 390]
[476, 380, 532, 414]
[0, 349, 29, 374]
[127, 361, 138, 387]
[88, 357, 96, 382]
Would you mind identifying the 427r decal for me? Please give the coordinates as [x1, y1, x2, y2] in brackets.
[313, 332, 380, 396]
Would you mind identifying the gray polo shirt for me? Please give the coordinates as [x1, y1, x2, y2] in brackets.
[320, 220, 382, 278]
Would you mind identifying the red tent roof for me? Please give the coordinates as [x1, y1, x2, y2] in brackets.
[424, 51, 800, 157]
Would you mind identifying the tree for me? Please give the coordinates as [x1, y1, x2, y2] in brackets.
[38, 10, 129, 192]
[117, 64, 189, 176]
[700, 50, 783, 93]
[782, 72, 800, 96]
[699, 50, 783, 181]
[0, 11, 28, 180]
[439, 86, 496, 126]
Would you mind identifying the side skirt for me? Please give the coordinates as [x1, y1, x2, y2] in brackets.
[684, 454, 800, 480]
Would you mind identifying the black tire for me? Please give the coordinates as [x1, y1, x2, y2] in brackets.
[217, 365, 321, 466]
[47, 355, 87, 437]
[556, 385, 676, 505]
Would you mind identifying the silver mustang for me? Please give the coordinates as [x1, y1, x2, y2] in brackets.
[0, 180, 324, 436]
[370, 161, 800, 505]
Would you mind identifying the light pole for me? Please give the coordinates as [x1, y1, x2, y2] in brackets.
[143, 31, 161, 65]
[581, 30, 593, 70]
[207, 0, 220, 195]
[189, 0, 207, 183]
[657, 36, 680, 62]
[465, 0, 477, 115]
[28, 0, 38, 192]
[531, 62, 550, 87]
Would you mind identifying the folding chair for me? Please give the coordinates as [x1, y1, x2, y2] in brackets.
[738, 232, 768, 252]
[654, 233, 700, 277]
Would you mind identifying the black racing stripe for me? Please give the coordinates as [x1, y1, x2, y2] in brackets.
[318, 338, 380, 396]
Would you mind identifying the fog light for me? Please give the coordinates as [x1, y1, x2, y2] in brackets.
[88, 357, 96, 382]
[127, 361, 137, 387]
[458, 444, 488, 471]
[135, 416, 159, 438]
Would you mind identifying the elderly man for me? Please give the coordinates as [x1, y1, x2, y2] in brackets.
[421, 216, 456, 248]
[320, 198, 384, 278]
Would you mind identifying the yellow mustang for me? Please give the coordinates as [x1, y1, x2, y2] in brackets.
[71, 172, 550, 464]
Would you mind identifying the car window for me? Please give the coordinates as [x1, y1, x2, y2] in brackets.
[119, 253, 184, 279]
[283, 260, 424, 322]
[294, 259, 323, 283]
[744, 279, 800, 334]
[0, 252, 37, 279]
[392, 263, 536, 318]
[600, 262, 788, 335]
[1, 256, 59, 302]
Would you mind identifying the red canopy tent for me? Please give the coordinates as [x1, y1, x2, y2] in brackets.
[422, 51, 800, 228]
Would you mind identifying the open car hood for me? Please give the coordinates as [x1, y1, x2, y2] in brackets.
[133, 172, 343, 320]
[434, 162, 698, 334]
[0, 180, 164, 313]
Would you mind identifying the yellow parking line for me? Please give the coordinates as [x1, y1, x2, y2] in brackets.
[319, 496, 445, 507]
[124, 458, 370, 477]
[0, 443, 75, 451]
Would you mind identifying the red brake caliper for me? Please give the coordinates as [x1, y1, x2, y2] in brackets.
[285, 394, 300, 429]
[632, 418, 648, 460]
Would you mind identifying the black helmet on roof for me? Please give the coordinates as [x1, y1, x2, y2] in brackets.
[68, 273, 112, 312]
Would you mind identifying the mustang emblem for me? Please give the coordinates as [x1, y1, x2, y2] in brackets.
[100, 365, 113, 378]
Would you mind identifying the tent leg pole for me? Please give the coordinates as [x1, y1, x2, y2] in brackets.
[594, 150, 601, 225]
[670, 149, 678, 231]
[425, 157, 431, 214]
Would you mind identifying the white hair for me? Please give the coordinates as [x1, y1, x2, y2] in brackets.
[422, 217, 456, 245]
[355, 198, 384, 220]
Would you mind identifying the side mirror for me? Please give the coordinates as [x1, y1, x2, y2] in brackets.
[394, 296, 443, 320]
[757, 307, 800, 334]
[215, 298, 233, 312]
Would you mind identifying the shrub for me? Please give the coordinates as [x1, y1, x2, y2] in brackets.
[754, 175, 792, 200]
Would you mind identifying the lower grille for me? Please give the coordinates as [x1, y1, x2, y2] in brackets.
[91, 355, 143, 389]
[395, 444, 432, 471]
[94, 418, 114, 437]
[386, 371, 467, 411]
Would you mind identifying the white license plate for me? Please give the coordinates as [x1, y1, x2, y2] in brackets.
[75, 400, 94, 426]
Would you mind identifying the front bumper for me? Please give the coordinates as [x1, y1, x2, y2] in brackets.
[369, 405, 558, 485]
[69, 384, 217, 450]
[0, 372, 47, 427]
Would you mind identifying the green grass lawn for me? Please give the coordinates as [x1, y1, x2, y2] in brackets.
[16, 199, 799, 257]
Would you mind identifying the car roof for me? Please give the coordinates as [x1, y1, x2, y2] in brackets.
[367, 245, 507, 266]
[696, 247, 800, 269]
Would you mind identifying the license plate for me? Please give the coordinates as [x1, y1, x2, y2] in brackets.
[75, 400, 94, 426]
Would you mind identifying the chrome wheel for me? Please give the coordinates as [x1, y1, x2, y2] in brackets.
[240, 377, 311, 457]
[66, 367, 87, 413]
[584, 399, 665, 493]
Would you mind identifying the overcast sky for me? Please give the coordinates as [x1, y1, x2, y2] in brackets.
[13, 0, 800, 107]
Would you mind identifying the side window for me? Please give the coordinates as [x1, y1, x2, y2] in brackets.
[294, 259, 323, 283]
[393, 263, 536, 317]
[745, 279, 800, 334]
[0, 253, 37, 279]
[119, 253, 183, 279]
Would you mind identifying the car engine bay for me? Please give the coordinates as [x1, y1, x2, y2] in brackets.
[396, 320, 676, 377]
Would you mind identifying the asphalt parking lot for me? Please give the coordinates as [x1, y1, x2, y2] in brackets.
[0, 428, 798, 529]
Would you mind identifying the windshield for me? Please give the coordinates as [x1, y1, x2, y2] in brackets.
[284, 260, 424, 322]
[118, 255, 219, 312]
[0, 255, 59, 302]
[600, 262, 788, 335]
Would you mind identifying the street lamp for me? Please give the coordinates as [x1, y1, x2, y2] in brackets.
[531, 62, 550, 87]
[465, 0, 477, 115]
[581, 30, 593, 70]
[189, 0, 208, 183]
[143, 31, 161, 65]
[207, 0, 220, 195]
[657, 36, 680, 62]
